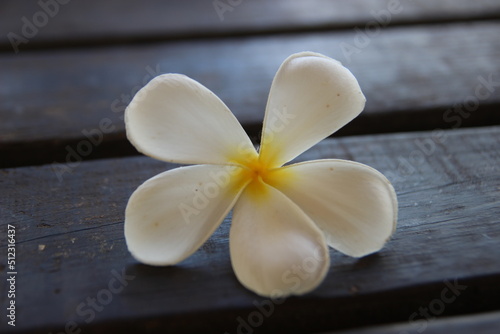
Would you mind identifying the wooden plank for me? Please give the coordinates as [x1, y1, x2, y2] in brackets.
[324, 311, 500, 334]
[2, 0, 500, 52]
[1, 21, 500, 168]
[1, 125, 499, 333]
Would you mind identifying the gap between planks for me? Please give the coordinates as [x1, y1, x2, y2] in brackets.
[2, 0, 500, 52]
[1, 21, 500, 168]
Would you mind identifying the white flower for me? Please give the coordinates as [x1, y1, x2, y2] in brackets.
[124, 52, 398, 297]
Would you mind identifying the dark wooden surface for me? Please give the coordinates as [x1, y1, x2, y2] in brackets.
[2, 0, 500, 51]
[2, 21, 500, 168]
[1, 126, 500, 333]
[1, 1, 500, 333]
[326, 311, 500, 334]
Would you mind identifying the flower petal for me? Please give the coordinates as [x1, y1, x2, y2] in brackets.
[125, 164, 248, 265]
[259, 52, 366, 167]
[230, 181, 330, 297]
[125, 74, 257, 165]
[268, 160, 398, 257]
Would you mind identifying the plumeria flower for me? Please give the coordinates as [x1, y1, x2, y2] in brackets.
[124, 52, 398, 297]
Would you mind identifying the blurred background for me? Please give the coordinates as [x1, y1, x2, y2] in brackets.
[1, 0, 499, 168]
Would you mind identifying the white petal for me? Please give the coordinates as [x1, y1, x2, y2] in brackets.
[125, 164, 248, 265]
[259, 52, 366, 167]
[125, 74, 257, 165]
[268, 160, 398, 257]
[230, 181, 330, 297]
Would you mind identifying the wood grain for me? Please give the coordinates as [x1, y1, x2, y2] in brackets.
[1, 21, 500, 168]
[2, 0, 500, 51]
[1, 125, 499, 333]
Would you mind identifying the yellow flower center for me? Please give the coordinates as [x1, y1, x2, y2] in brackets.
[242, 155, 295, 201]
[244, 157, 271, 184]
[227, 153, 272, 200]
[228, 149, 295, 201]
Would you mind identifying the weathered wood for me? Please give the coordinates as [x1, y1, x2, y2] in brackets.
[1, 21, 500, 168]
[2, 0, 500, 52]
[1, 126, 499, 333]
[325, 311, 500, 334]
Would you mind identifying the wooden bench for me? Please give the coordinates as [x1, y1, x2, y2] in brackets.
[1, 1, 499, 333]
